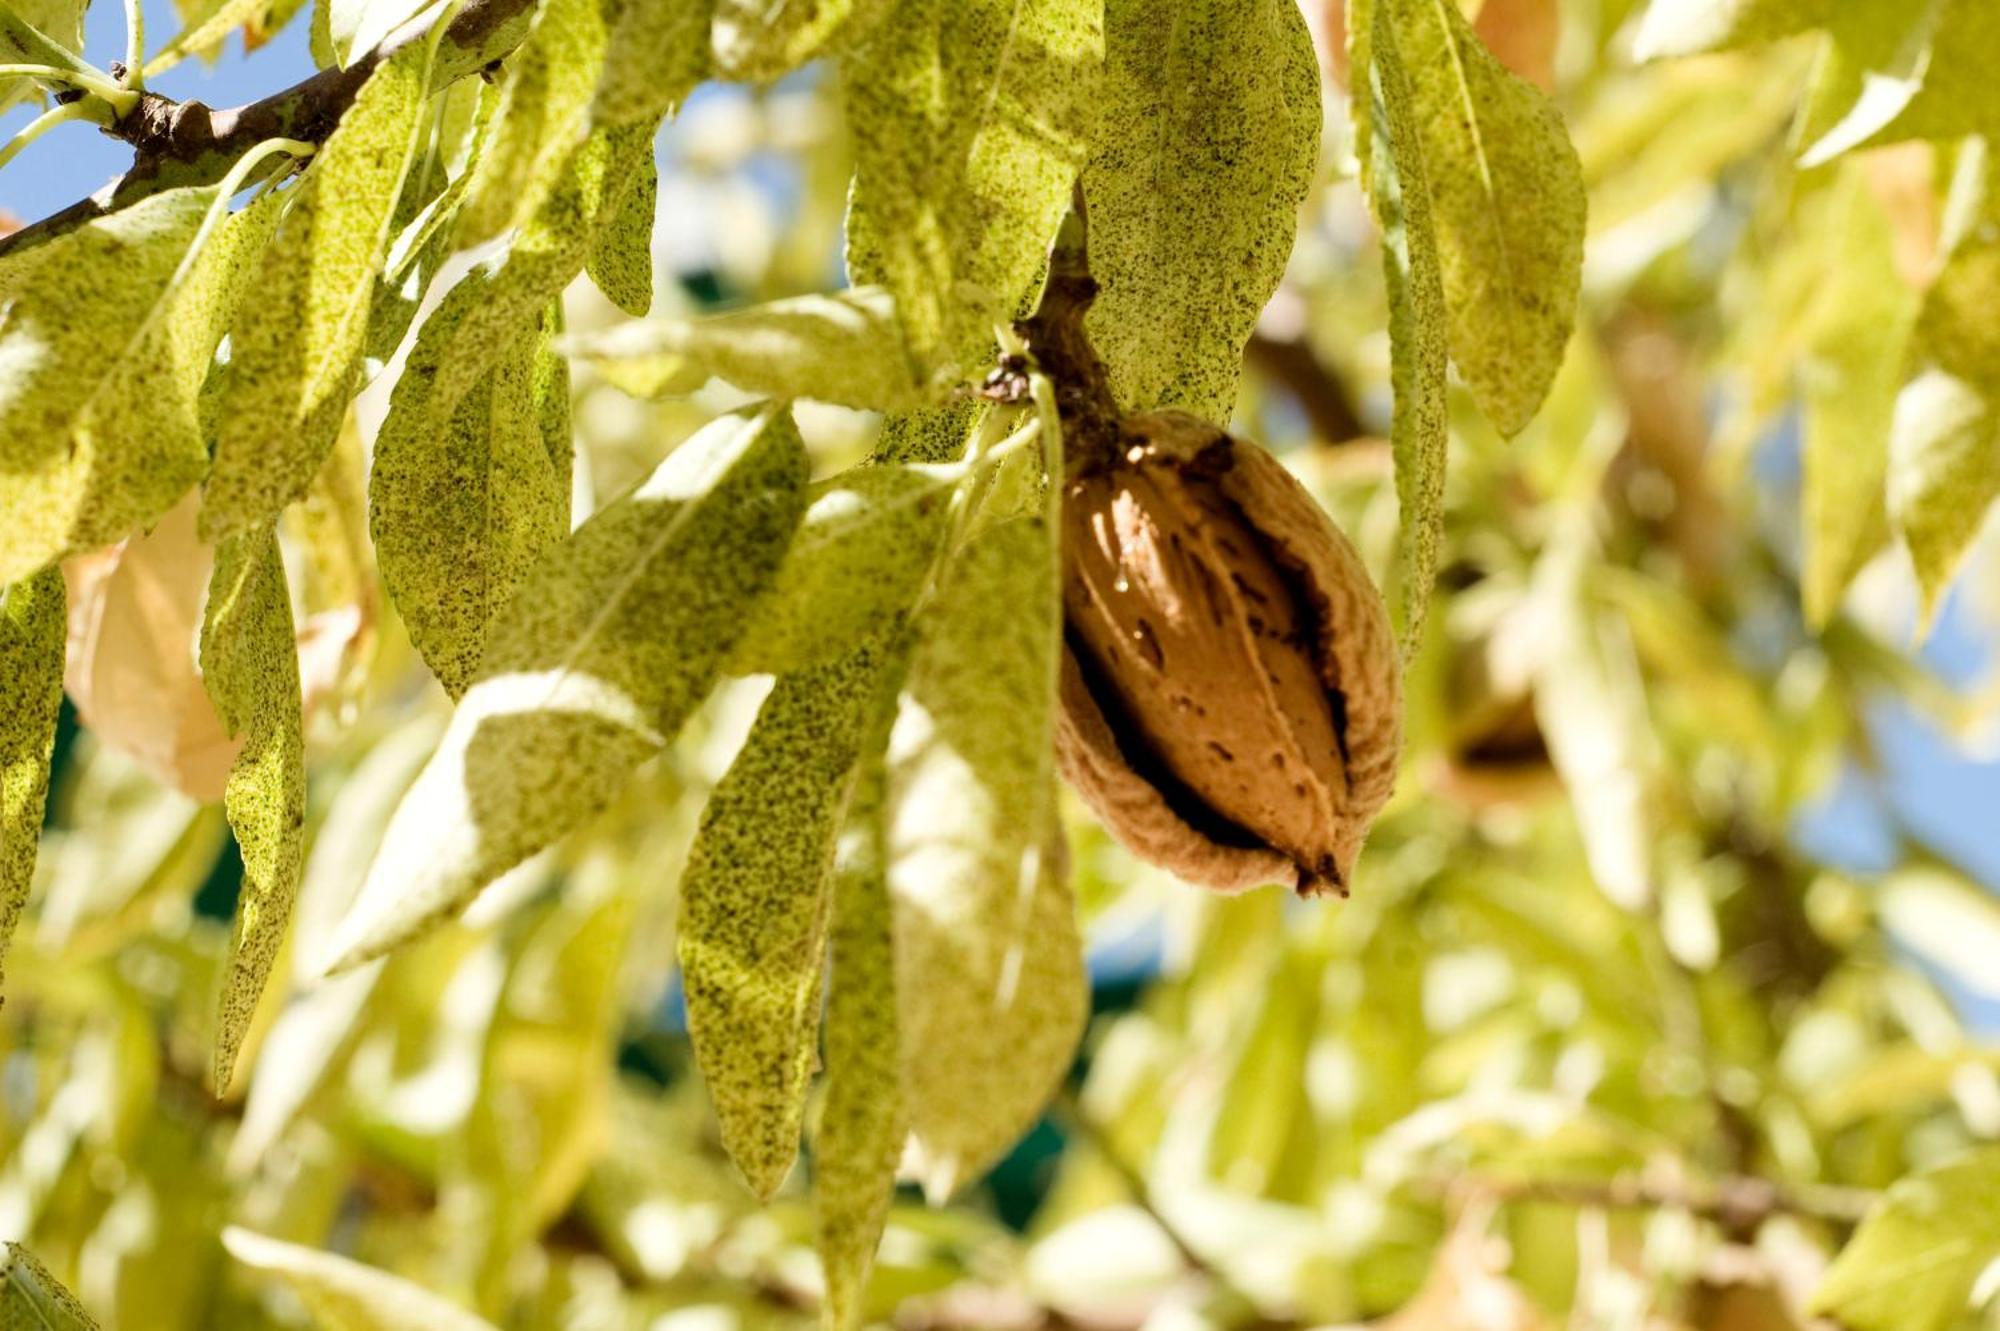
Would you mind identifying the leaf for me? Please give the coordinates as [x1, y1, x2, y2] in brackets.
[1793, 0, 1943, 168]
[328, 0, 429, 67]
[0, 0, 85, 110]
[0, 567, 63, 1005]
[1370, 0, 1585, 437]
[712, 0, 894, 81]
[564, 287, 930, 410]
[0, 183, 280, 584]
[60, 495, 241, 799]
[372, 286, 569, 697]
[202, 39, 435, 539]
[1920, 231, 2000, 399]
[843, 0, 1103, 376]
[888, 517, 1085, 1199]
[325, 406, 807, 972]
[1, 1242, 99, 1330]
[1811, 1147, 2000, 1331]
[586, 149, 655, 316]
[200, 524, 307, 1094]
[145, 0, 285, 74]
[1888, 372, 2000, 627]
[592, 0, 710, 126]
[456, 0, 607, 249]
[728, 460, 956, 674]
[1877, 864, 2000, 1002]
[681, 641, 895, 1198]
[814, 684, 904, 1331]
[1082, 0, 1319, 423]
[223, 1228, 500, 1331]
[1631, 0, 1832, 59]
[1364, 1, 1450, 656]
[1801, 164, 1919, 628]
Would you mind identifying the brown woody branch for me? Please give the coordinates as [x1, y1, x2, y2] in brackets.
[0, 0, 540, 261]
[1244, 330, 1368, 447]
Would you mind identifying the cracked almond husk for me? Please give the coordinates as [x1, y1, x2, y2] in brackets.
[1057, 409, 1401, 897]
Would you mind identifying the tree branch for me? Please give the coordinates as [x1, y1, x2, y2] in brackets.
[1244, 330, 1368, 447]
[0, 0, 538, 261]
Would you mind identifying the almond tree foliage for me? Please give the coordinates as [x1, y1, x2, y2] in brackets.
[5, 0, 2000, 1327]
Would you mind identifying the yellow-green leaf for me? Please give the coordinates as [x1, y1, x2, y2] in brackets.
[1, 1241, 98, 1330]
[1888, 371, 2000, 627]
[1793, 0, 1942, 167]
[814, 686, 904, 1331]
[1373, 0, 1585, 436]
[200, 524, 307, 1093]
[0, 567, 64, 1004]
[592, 0, 710, 126]
[565, 286, 929, 410]
[1083, 0, 1318, 424]
[728, 461, 955, 674]
[325, 405, 808, 971]
[0, 183, 279, 583]
[888, 517, 1084, 1199]
[1631, 0, 1831, 59]
[681, 641, 894, 1198]
[586, 149, 655, 316]
[1801, 165, 1918, 627]
[223, 1228, 499, 1331]
[0, 0, 85, 110]
[712, 0, 893, 82]
[1364, 0, 1451, 655]
[203, 39, 435, 539]
[1810, 1147, 2000, 1331]
[844, 0, 1103, 377]
[373, 288, 569, 697]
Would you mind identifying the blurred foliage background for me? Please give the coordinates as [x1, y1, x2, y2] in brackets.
[10, 0, 2000, 1328]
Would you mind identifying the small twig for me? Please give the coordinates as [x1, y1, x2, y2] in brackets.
[1419, 1172, 1878, 1230]
[1015, 183, 1123, 472]
[1244, 331, 1368, 447]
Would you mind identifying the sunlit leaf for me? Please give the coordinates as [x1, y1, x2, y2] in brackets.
[326, 406, 807, 971]
[1, 1241, 98, 1330]
[1369, 0, 1585, 437]
[1801, 164, 1918, 627]
[1888, 371, 2000, 628]
[373, 289, 568, 697]
[200, 524, 307, 1093]
[1793, 0, 1942, 167]
[564, 286, 931, 410]
[591, 0, 709, 125]
[224, 1228, 499, 1331]
[889, 517, 1085, 1199]
[844, 0, 1103, 376]
[586, 150, 655, 316]
[1083, 0, 1318, 424]
[1632, 0, 1831, 59]
[203, 39, 435, 539]
[328, 0, 429, 65]
[1811, 1147, 2000, 1331]
[1362, 0, 1449, 654]
[814, 685, 904, 1331]
[0, 0, 85, 110]
[728, 461, 956, 675]
[712, 0, 893, 81]
[681, 642, 896, 1198]
[0, 183, 279, 583]
[0, 567, 63, 1004]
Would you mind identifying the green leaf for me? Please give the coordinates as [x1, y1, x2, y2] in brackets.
[202, 39, 435, 539]
[1082, 0, 1318, 424]
[325, 405, 807, 971]
[144, 0, 278, 74]
[1371, 0, 1585, 437]
[888, 517, 1085, 1199]
[372, 286, 569, 697]
[1801, 165, 1918, 628]
[1811, 1147, 2000, 1331]
[843, 0, 1103, 376]
[456, 0, 607, 249]
[1888, 372, 2000, 628]
[681, 641, 895, 1198]
[1364, 2, 1450, 656]
[592, 0, 710, 125]
[0, 568, 64, 1005]
[0, 182, 279, 584]
[1920, 232, 2000, 400]
[813, 678, 905, 1331]
[564, 286, 930, 410]
[728, 460, 956, 674]
[1, 1242, 99, 1330]
[200, 524, 307, 1094]
[1793, 0, 1942, 167]
[586, 149, 655, 316]
[712, 0, 893, 81]
[223, 1228, 499, 1331]
[1631, 0, 1832, 58]
[0, 0, 85, 110]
